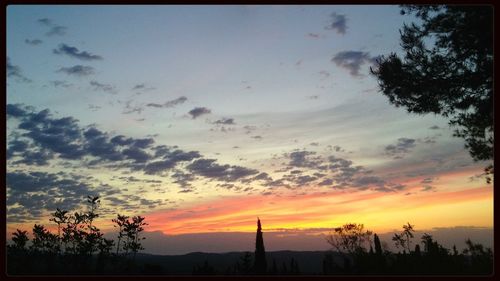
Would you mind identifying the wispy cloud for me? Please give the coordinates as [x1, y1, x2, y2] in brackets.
[188, 107, 211, 119]
[146, 96, 187, 108]
[53, 44, 103, 61]
[46, 26, 67, 36]
[90, 80, 117, 94]
[7, 57, 31, 83]
[306, 33, 324, 39]
[331, 51, 379, 77]
[37, 18, 52, 26]
[325, 12, 347, 34]
[213, 118, 236, 125]
[37, 18, 67, 36]
[51, 80, 72, 88]
[132, 83, 156, 91]
[56, 65, 95, 76]
[24, 39, 43, 46]
[318, 70, 330, 80]
[384, 138, 417, 159]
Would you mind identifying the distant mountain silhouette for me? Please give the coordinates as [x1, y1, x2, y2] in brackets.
[130, 251, 342, 274]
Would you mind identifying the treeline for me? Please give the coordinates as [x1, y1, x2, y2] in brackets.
[190, 223, 493, 275]
[7, 196, 151, 275]
[321, 223, 493, 275]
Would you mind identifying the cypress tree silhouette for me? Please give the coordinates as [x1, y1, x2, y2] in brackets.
[373, 233, 382, 256]
[253, 217, 267, 274]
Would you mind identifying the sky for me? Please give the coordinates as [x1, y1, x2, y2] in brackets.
[6, 5, 493, 254]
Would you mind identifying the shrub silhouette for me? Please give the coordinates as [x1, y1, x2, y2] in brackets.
[6, 195, 150, 275]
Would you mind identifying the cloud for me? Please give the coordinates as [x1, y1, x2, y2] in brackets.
[331, 51, 379, 77]
[122, 100, 144, 114]
[56, 65, 95, 76]
[8, 105, 298, 219]
[325, 12, 347, 34]
[37, 18, 67, 36]
[53, 44, 103, 61]
[146, 96, 188, 108]
[188, 107, 211, 119]
[421, 177, 436, 184]
[288, 150, 321, 169]
[384, 138, 416, 158]
[352, 176, 385, 188]
[132, 138, 155, 149]
[7, 139, 29, 159]
[171, 170, 197, 190]
[12, 149, 54, 166]
[90, 80, 117, 94]
[421, 185, 435, 192]
[110, 135, 134, 146]
[266, 148, 406, 191]
[6, 170, 120, 222]
[7, 57, 31, 83]
[133, 83, 156, 91]
[306, 33, 323, 39]
[46, 25, 67, 36]
[51, 80, 72, 88]
[8, 104, 267, 188]
[186, 159, 259, 182]
[122, 147, 152, 163]
[6, 104, 28, 118]
[213, 118, 236, 125]
[25, 39, 43, 45]
[37, 18, 52, 26]
[243, 125, 257, 134]
[318, 70, 330, 79]
[330, 145, 345, 152]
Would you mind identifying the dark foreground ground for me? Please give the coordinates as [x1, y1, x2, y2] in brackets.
[7, 250, 493, 276]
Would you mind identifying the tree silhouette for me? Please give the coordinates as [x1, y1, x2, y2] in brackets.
[392, 222, 415, 254]
[371, 5, 493, 181]
[463, 238, 493, 274]
[122, 215, 148, 260]
[31, 224, 59, 254]
[253, 218, 267, 274]
[326, 223, 373, 254]
[49, 208, 69, 252]
[112, 214, 129, 255]
[373, 233, 383, 256]
[10, 229, 29, 250]
[414, 244, 421, 256]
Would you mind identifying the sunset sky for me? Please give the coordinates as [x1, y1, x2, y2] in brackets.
[6, 5, 493, 254]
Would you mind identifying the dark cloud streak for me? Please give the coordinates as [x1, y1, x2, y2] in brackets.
[57, 65, 95, 76]
[53, 44, 103, 61]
